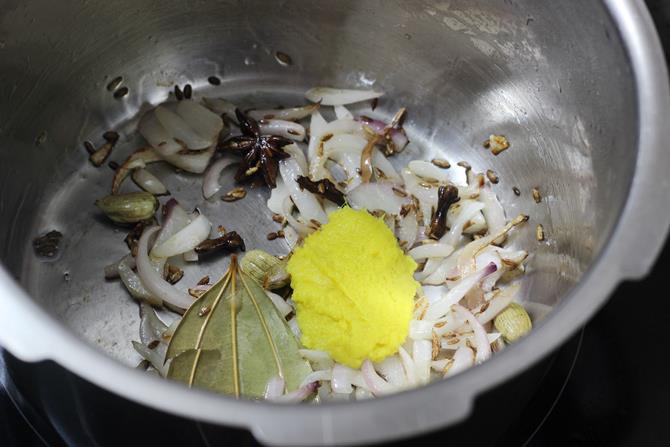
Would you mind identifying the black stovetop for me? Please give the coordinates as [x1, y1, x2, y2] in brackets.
[3, 2, 670, 446]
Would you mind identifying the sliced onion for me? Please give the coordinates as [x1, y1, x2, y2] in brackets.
[456, 215, 528, 276]
[283, 226, 300, 251]
[279, 157, 328, 224]
[441, 201, 485, 247]
[175, 100, 223, 146]
[118, 256, 161, 306]
[151, 214, 211, 258]
[496, 247, 529, 267]
[415, 258, 444, 282]
[104, 254, 135, 279]
[440, 332, 501, 350]
[412, 339, 432, 385]
[396, 209, 418, 249]
[139, 302, 168, 345]
[266, 290, 293, 318]
[259, 119, 306, 141]
[155, 199, 190, 247]
[479, 186, 506, 243]
[372, 148, 402, 183]
[408, 243, 454, 261]
[132, 341, 168, 377]
[453, 304, 491, 363]
[408, 160, 453, 183]
[331, 364, 356, 394]
[264, 376, 285, 399]
[283, 143, 308, 175]
[448, 206, 486, 235]
[309, 118, 364, 160]
[476, 247, 504, 292]
[431, 359, 450, 372]
[138, 113, 183, 155]
[287, 316, 301, 338]
[299, 349, 334, 371]
[282, 197, 316, 236]
[136, 226, 194, 310]
[389, 128, 409, 152]
[299, 370, 333, 389]
[132, 168, 168, 195]
[323, 133, 367, 156]
[361, 360, 394, 396]
[398, 346, 418, 387]
[401, 168, 438, 226]
[155, 105, 212, 150]
[202, 97, 238, 122]
[112, 146, 163, 194]
[377, 356, 407, 388]
[444, 346, 474, 378]
[409, 319, 434, 340]
[306, 109, 328, 162]
[305, 87, 384, 106]
[355, 388, 374, 400]
[474, 283, 520, 325]
[267, 177, 289, 215]
[433, 310, 467, 337]
[347, 183, 407, 215]
[271, 382, 318, 403]
[160, 144, 215, 173]
[334, 105, 354, 120]
[248, 103, 319, 121]
[424, 262, 497, 320]
[202, 155, 238, 199]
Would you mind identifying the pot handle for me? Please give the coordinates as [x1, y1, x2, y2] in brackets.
[0, 267, 60, 362]
[246, 391, 473, 446]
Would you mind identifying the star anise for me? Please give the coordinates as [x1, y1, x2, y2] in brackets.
[219, 109, 292, 188]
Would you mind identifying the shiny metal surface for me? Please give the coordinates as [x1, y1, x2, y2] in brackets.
[0, 0, 669, 445]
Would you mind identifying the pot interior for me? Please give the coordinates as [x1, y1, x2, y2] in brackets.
[0, 1, 636, 368]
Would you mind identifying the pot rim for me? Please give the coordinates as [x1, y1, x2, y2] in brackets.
[1, 0, 669, 445]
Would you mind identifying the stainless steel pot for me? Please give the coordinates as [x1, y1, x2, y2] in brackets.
[1, 0, 669, 445]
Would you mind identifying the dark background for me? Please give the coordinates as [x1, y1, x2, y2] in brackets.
[2, 1, 670, 445]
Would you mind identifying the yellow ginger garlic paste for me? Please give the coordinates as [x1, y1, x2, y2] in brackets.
[287, 207, 418, 368]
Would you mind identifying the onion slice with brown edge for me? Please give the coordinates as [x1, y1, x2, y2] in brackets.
[111, 146, 162, 194]
[305, 87, 384, 106]
[452, 304, 492, 363]
[161, 145, 215, 173]
[444, 346, 474, 378]
[248, 103, 320, 121]
[456, 214, 528, 276]
[259, 119, 306, 141]
[360, 108, 406, 183]
[424, 262, 497, 321]
[136, 226, 194, 311]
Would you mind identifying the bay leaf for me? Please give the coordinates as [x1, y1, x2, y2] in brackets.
[166, 256, 312, 398]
